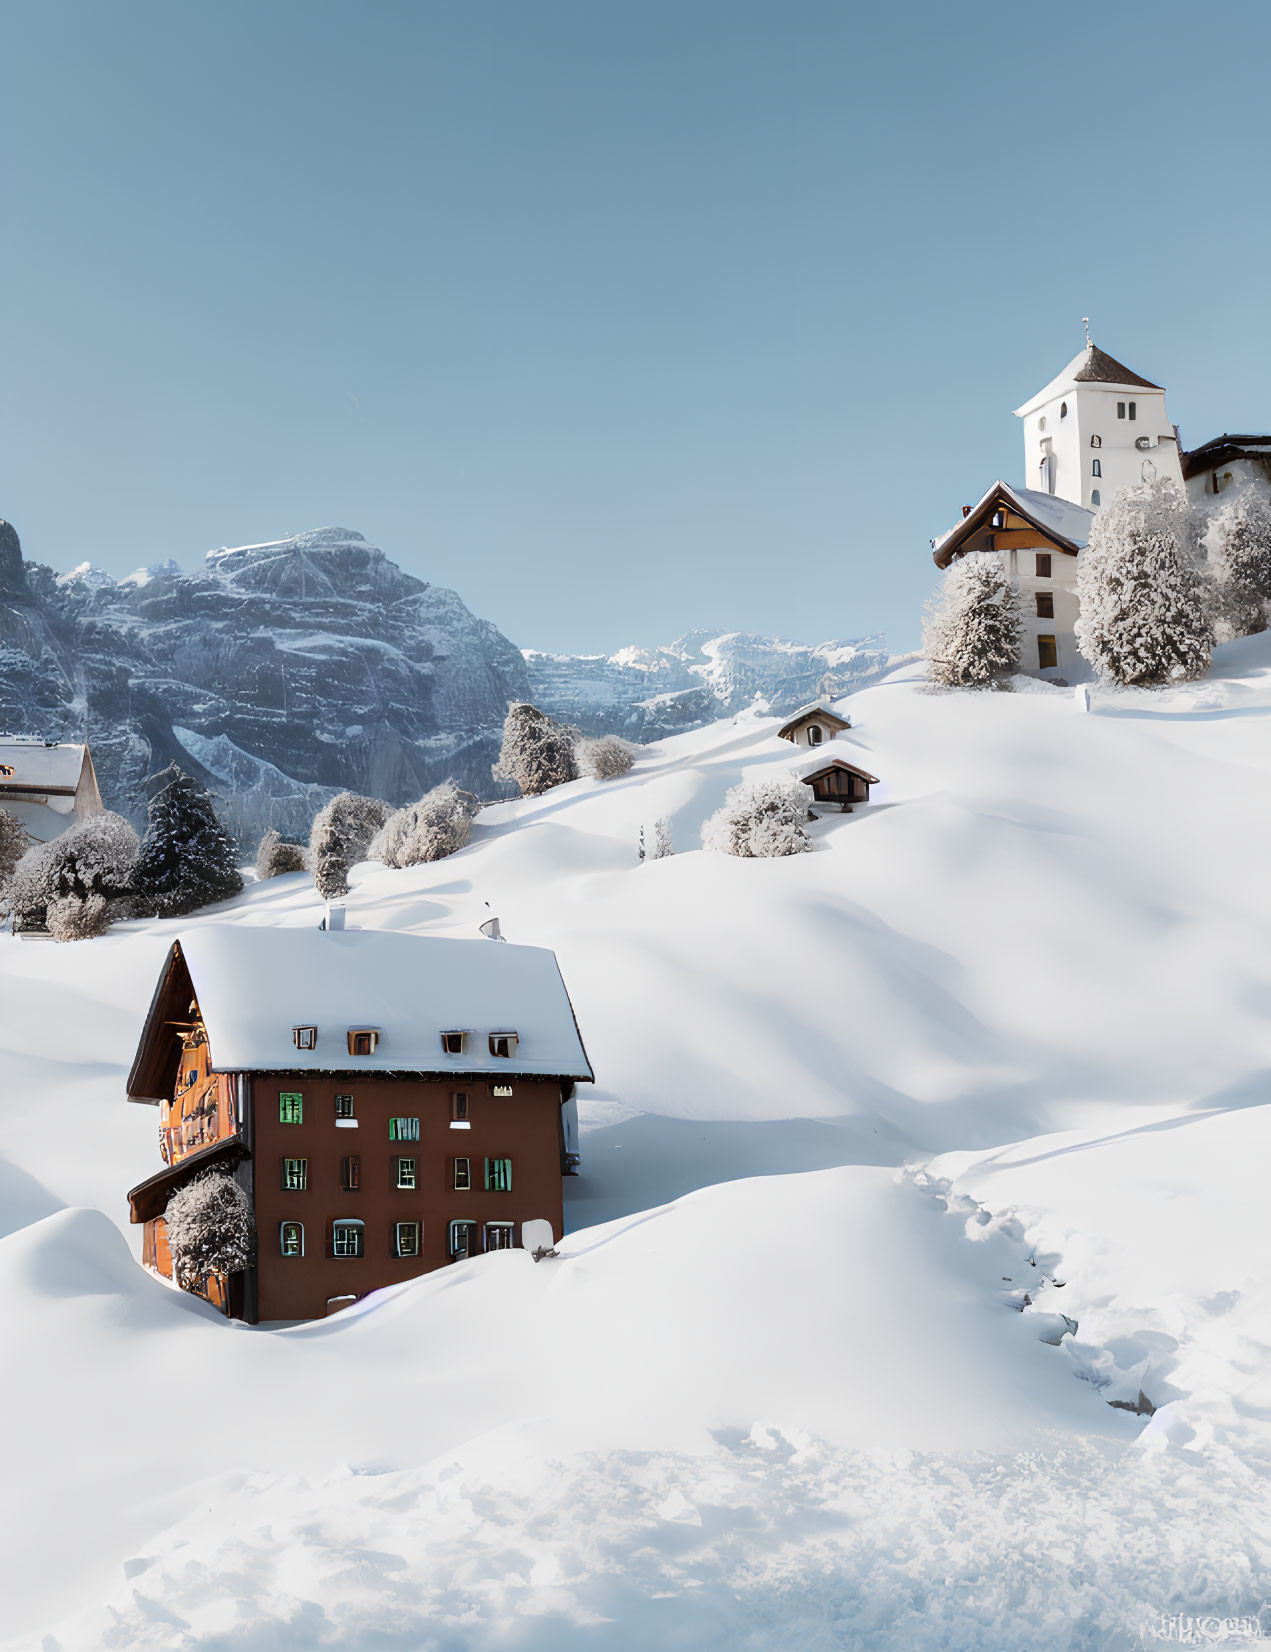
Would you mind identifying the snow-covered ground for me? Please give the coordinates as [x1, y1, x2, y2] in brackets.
[4, 639, 1271, 1649]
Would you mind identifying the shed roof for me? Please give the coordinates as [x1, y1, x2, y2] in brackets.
[932, 482, 1093, 568]
[775, 704, 851, 740]
[1014, 344, 1162, 417]
[0, 740, 89, 794]
[126, 927, 594, 1100]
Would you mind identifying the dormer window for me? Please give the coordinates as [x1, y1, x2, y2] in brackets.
[347, 1029, 380, 1056]
[0, 764, 13, 777]
[440, 1030, 468, 1055]
[489, 1032, 519, 1059]
[292, 1025, 318, 1051]
[807, 724, 823, 745]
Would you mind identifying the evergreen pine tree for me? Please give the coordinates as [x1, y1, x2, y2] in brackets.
[923, 553, 1022, 689]
[133, 765, 243, 918]
[1075, 478, 1213, 685]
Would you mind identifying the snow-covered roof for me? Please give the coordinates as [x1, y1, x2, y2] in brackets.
[0, 740, 89, 792]
[932, 482, 1093, 568]
[788, 752, 880, 785]
[1014, 344, 1162, 417]
[134, 927, 593, 1086]
[775, 704, 851, 740]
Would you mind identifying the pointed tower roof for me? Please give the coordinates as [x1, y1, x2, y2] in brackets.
[1014, 343, 1162, 417]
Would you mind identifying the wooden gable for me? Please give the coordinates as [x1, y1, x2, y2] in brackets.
[933, 490, 1080, 569]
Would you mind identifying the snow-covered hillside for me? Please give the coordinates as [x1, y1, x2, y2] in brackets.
[4, 639, 1271, 1649]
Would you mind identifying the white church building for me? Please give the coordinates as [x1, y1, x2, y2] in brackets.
[932, 335, 1188, 682]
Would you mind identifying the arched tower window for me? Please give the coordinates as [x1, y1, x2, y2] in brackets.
[1060, 401, 1068, 419]
[1092, 458, 1101, 477]
[1091, 489, 1101, 506]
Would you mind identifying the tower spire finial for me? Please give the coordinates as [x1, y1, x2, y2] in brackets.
[1082, 316, 1092, 348]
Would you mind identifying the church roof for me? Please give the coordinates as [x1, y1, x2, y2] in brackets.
[1014, 343, 1162, 417]
[932, 482, 1093, 568]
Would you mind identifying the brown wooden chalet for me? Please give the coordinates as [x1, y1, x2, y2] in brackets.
[931, 481, 1091, 571]
[776, 704, 852, 748]
[795, 756, 880, 811]
[125, 926, 593, 1322]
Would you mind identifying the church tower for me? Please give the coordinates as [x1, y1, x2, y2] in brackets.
[1013, 332, 1183, 512]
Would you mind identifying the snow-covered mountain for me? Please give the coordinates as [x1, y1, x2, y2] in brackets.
[4, 637, 1271, 1646]
[526, 628, 899, 736]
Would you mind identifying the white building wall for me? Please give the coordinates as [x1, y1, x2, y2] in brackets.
[1020, 386, 1182, 512]
[994, 545, 1083, 682]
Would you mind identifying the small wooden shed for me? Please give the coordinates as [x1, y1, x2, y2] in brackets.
[776, 705, 851, 748]
[797, 757, 879, 811]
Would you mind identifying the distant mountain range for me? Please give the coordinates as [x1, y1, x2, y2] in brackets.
[0, 522, 899, 843]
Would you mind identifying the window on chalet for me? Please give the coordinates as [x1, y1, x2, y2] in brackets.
[1036, 592, 1055, 619]
[1091, 458, 1101, 477]
[279, 1093, 303, 1124]
[449, 1219, 476, 1259]
[441, 1030, 468, 1055]
[292, 1026, 317, 1051]
[1037, 635, 1058, 669]
[395, 1222, 421, 1259]
[451, 1092, 471, 1129]
[396, 1156, 416, 1190]
[332, 1219, 364, 1259]
[0, 764, 13, 777]
[485, 1223, 515, 1252]
[1035, 553, 1052, 579]
[1091, 490, 1101, 506]
[280, 1221, 304, 1257]
[1117, 402, 1126, 419]
[347, 1029, 380, 1056]
[341, 1155, 361, 1192]
[807, 724, 823, 745]
[335, 1094, 355, 1120]
[490, 1084, 513, 1098]
[489, 1032, 518, 1059]
[485, 1157, 512, 1193]
[454, 1156, 471, 1191]
[388, 1117, 420, 1142]
[991, 509, 1006, 529]
[282, 1157, 308, 1191]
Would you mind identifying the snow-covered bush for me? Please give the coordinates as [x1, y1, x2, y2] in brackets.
[370, 781, 479, 869]
[255, 828, 308, 879]
[922, 553, 1022, 688]
[646, 817, 674, 860]
[0, 807, 30, 913]
[1075, 478, 1213, 685]
[164, 1171, 255, 1292]
[1207, 486, 1271, 640]
[132, 766, 243, 918]
[309, 791, 393, 899]
[575, 735, 634, 781]
[492, 703, 580, 796]
[5, 810, 139, 935]
[701, 778, 812, 858]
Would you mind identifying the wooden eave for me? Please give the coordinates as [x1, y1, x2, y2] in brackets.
[0, 783, 78, 798]
[126, 941, 195, 1103]
[933, 490, 1081, 569]
[776, 707, 851, 741]
[799, 758, 880, 786]
[126, 1137, 251, 1223]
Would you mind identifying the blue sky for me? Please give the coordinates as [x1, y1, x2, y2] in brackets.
[3, 0, 1269, 655]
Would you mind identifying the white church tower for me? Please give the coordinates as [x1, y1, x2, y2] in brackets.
[1013, 327, 1183, 512]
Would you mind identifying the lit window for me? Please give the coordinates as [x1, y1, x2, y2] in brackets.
[485, 1157, 512, 1193]
[1092, 458, 1101, 477]
[1117, 402, 1126, 419]
[292, 1026, 317, 1050]
[484, 1223, 515, 1252]
[449, 1219, 476, 1259]
[1128, 402, 1136, 421]
[1059, 401, 1068, 419]
[1091, 489, 1101, 506]
[341, 1155, 360, 1192]
[335, 1094, 355, 1119]
[441, 1031, 467, 1055]
[490, 1084, 513, 1098]
[1035, 553, 1052, 579]
[395, 1222, 421, 1258]
[279, 1093, 303, 1125]
[396, 1156, 416, 1190]
[489, 1032, 518, 1059]
[454, 1156, 471, 1191]
[280, 1221, 303, 1257]
[388, 1117, 420, 1142]
[333, 1220, 364, 1259]
[1038, 635, 1058, 669]
[1036, 592, 1054, 619]
[282, 1157, 308, 1191]
[347, 1029, 380, 1056]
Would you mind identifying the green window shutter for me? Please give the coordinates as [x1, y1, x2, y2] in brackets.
[280, 1092, 303, 1124]
[486, 1158, 511, 1193]
[484, 1157, 491, 1190]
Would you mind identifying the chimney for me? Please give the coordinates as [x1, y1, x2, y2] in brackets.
[479, 915, 504, 941]
[323, 902, 346, 932]
[961, 504, 972, 518]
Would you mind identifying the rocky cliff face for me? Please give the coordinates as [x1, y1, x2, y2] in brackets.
[0, 526, 530, 844]
[525, 629, 898, 737]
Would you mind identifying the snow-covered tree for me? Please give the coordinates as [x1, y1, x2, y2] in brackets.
[701, 777, 812, 858]
[164, 1171, 255, 1293]
[255, 828, 308, 879]
[492, 703, 580, 796]
[0, 807, 29, 906]
[575, 735, 635, 781]
[646, 817, 674, 860]
[309, 791, 393, 899]
[369, 781, 479, 869]
[1075, 478, 1213, 685]
[922, 553, 1022, 688]
[5, 810, 139, 935]
[1207, 486, 1271, 639]
[132, 766, 243, 918]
